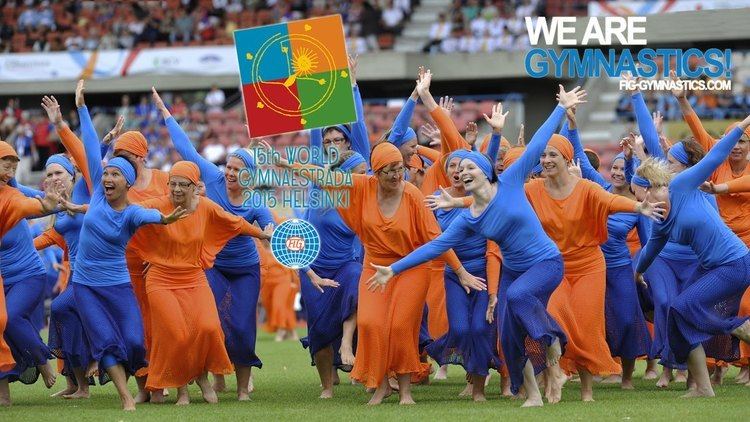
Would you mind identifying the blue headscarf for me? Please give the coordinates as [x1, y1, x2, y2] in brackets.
[338, 152, 366, 172]
[230, 148, 256, 172]
[45, 154, 75, 176]
[668, 142, 689, 165]
[389, 127, 417, 148]
[445, 149, 472, 172]
[105, 157, 136, 186]
[631, 174, 651, 188]
[612, 152, 626, 162]
[461, 151, 494, 181]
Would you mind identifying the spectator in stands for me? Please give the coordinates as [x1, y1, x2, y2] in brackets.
[516, 0, 538, 18]
[99, 28, 119, 50]
[172, 96, 188, 120]
[17, 1, 55, 31]
[64, 28, 84, 51]
[359, 1, 381, 52]
[0, 18, 14, 53]
[471, 28, 498, 53]
[440, 28, 462, 54]
[171, 8, 195, 45]
[381, 0, 405, 35]
[32, 114, 55, 167]
[205, 85, 226, 114]
[461, 0, 481, 26]
[6, 122, 35, 185]
[346, 25, 368, 55]
[83, 27, 101, 51]
[423, 13, 451, 53]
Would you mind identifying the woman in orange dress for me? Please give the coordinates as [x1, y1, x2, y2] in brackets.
[272, 140, 484, 405]
[129, 161, 272, 405]
[0, 141, 60, 406]
[524, 133, 664, 401]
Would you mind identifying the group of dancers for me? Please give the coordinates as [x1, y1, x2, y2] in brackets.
[0, 58, 749, 411]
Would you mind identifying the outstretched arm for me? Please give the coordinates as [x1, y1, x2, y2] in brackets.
[390, 215, 473, 274]
[563, 116, 608, 188]
[631, 92, 665, 159]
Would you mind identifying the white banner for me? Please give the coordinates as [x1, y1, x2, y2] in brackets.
[589, 0, 750, 16]
[0, 50, 129, 82]
[124, 47, 239, 76]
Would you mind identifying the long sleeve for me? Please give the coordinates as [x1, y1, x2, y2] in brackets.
[130, 206, 163, 228]
[631, 93, 664, 159]
[501, 105, 565, 185]
[166, 116, 223, 181]
[238, 219, 265, 238]
[350, 85, 371, 166]
[100, 142, 110, 161]
[58, 124, 93, 193]
[607, 194, 637, 214]
[485, 240, 501, 295]
[77, 105, 103, 186]
[682, 110, 717, 152]
[624, 155, 635, 184]
[388, 97, 416, 145]
[13, 181, 44, 198]
[635, 228, 669, 273]
[672, 127, 744, 191]
[416, 145, 441, 163]
[486, 133, 501, 164]
[251, 206, 275, 229]
[429, 107, 470, 153]
[34, 227, 65, 250]
[635, 215, 651, 248]
[726, 174, 750, 193]
[391, 213, 473, 274]
[564, 121, 609, 188]
[2, 189, 44, 229]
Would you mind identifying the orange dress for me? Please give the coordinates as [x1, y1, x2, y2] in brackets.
[257, 237, 300, 333]
[684, 112, 750, 365]
[525, 178, 636, 375]
[0, 186, 45, 371]
[129, 196, 263, 390]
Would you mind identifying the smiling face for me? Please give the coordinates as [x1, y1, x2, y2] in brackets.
[224, 155, 245, 191]
[322, 128, 350, 157]
[376, 161, 404, 191]
[168, 175, 195, 208]
[0, 157, 18, 187]
[398, 138, 418, 163]
[45, 163, 74, 193]
[730, 136, 750, 162]
[540, 146, 568, 178]
[610, 158, 627, 189]
[459, 158, 489, 193]
[102, 166, 129, 202]
[446, 156, 463, 189]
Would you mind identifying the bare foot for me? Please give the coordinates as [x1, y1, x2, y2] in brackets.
[212, 375, 226, 393]
[735, 367, 749, 384]
[388, 377, 400, 391]
[656, 368, 672, 388]
[151, 389, 165, 404]
[546, 338, 562, 367]
[134, 389, 150, 404]
[459, 383, 473, 397]
[121, 396, 136, 411]
[399, 397, 416, 405]
[433, 365, 448, 380]
[681, 387, 715, 398]
[176, 386, 190, 406]
[546, 367, 566, 404]
[621, 379, 635, 390]
[197, 375, 219, 404]
[319, 388, 333, 399]
[51, 386, 76, 398]
[501, 377, 513, 397]
[601, 374, 621, 384]
[237, 392, 250, 401]
[339, 344, 355, 369]
[85, 361, 98, 378]
[522, 396, 543, 407]
[711, 366, 728, 386]
[38, 363, 57, 388]
[63, 389, 90, 399]
[472, 391, 486, 402]
[644, 369, 659, 380]
[366, 386, 392, 405]
[674, 370, 688, 383]
[274, 330, 284, 342]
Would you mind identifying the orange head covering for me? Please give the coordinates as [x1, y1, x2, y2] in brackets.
[0, 141, 18, 160]
[114, 131, 148, 158]
[479, 134, 510, 154]
[502, 147, 525, 169]
[548, 134, 573, 161]
[408, 154, 424, 170]
[371, 142, 403, 172]
[169, 161, 201, 185]
[724, 122, 750, 139]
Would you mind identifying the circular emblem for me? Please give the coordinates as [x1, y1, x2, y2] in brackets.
[270, 219, 320, 269]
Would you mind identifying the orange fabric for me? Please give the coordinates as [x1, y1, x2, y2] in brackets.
[371, 142, 403, 172]
[169, 161, 201, 186]
[58, 125, 93, 193]
[256, 228, 299, 333]
[726, 174, 750, 193]
[0, 140, 18, 159]
[723, 122, 750, 139]
[626, 228, 640, 257]
[130, 196, 252, 389]
[738, 288, 750, 365]
[503, 147, 525, 170]
[478, 134, 510, 155]
[416, 145, 441, 163]
[114, 131, 148, 158]
[525, 178, 632, 375]
[486, 241, 501, 295]
[408, 154, 424, 170]
[548, 134, 573, 161]
[420, 108, 471, 196]
[33, 227, 71, 290]
[426, 266, 448, 339]
[0, 186, 46, 371]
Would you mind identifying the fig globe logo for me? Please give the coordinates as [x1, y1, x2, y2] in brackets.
[270, 218, 320, 269]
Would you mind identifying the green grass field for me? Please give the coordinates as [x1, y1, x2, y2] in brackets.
[2, 331, 749, 421]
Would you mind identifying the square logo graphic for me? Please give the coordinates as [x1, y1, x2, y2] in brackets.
[234, 15, 357, 138]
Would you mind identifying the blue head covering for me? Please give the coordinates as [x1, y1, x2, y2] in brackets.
[45, 154, 75, 176]
[445, 149, 472, 172]
[339, 152, 366, 172]
[612, 152, 626, 162]
[105, 157, 136, 185]
[668, 142, 689, 165]
[389, 127, 417, 148]
[324, 125, 352, 141]
[230, 148, 256, 172]
[461, 151, 494, 181]
[631, 174, 651, 188]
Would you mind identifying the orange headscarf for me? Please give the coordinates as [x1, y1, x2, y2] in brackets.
[169, 161, 201, 185]
[0, 141, 18, 160]
[548, 134, 573, 161]
[371, 142, 403, 172]
[583, 148, 599, 162]
[114, 131, 148, 158]
[724, 122, 750, 139]
[408, 154, 424, 170]
[479, 134, 510, 154]
[503, 147, 525, 169]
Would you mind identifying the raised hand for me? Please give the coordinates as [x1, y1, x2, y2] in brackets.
[483, 102, 508, 133]
[75, 79, 86, 108]
[622, 71, 640, 94]
[568, 158, 582, 178]
[424, 187, 461, 211]
[556, 85, 587, 109]
[516, 124, 525, 146]
[438, 95, 455, 116]
[620, 135, 634, 160]
[102, 115, 125, 145]
[464, 121, 478, 146]
[347, 53, 358, 85]
[637, 191, 667, 222]
[670, 70, 686, 99]
[658, 134, 671, 157]
[653, 110, 664, 135]
[161, 205, 188, 224]
[416, 69, 432, 96]
[486, 294, 498, 323]
[366, 264, 394, 292]
[152, 86, 171, 119]
[41, 95, 63, 126]
[419, 123, 441, 146]
[457, 268, 486, 294]
[410, 66, 425, 99]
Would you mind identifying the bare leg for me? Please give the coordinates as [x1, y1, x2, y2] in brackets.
[501, 374, 512, 397]
[0, 379, 10, 406]
[106, 364, 136, 411]
[63, 367, 91, 399]
[674, 369, 688, 383]
[681, 345, 714, 398]
[521, 361, 543, 407]
[621, 359, 635, 390]
[314, 346, 334, 399]
[339, 313, 356, 369]
[579, 368, 594, 402]
[458, 381, 473, 397]
[366, 377, 392, 406]
[212, 374, 226, 392]
[731, 320, 750, 343]
[197, 373, 218, 404]
[644, 359, 659, 380]
[546, 364, 566, 404]
[711, 365, 728, 386]
[248, 369, 254, 393]
[274, 329, 284, 342]
[236, 365, 251, 401]
[331, 367, 340, 385]
[38, 362, 57, 388]
[151, 389, 165, 404]
[397, 373, 415, 405]
[736, 366, 750, 384]
[656, 367, 672, 388]
[434, 364, 448, 380]
[470, 374, 487, 402]
[175, 385, 190, 406]
[85, 360, 98, 378]
[134, 375, 150, 403]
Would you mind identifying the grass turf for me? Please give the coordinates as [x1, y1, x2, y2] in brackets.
[2, 331, 749, 421]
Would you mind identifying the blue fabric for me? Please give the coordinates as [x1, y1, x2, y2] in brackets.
[305, 199, 359, 269]
[0, 275, 52, 383]
[462, 151, 494, 183]
[631, 174, 651, 188]
[391, 105, 566, 274]
[105, 157, 136, 186]
[668, 142, 690, 165]
[45, 154, 75, 176]
[604, 264, 652, 360]
[72, 283, 146, 375]
[206, 265, 263, 367]
[230, 148, 255, 172]
[299, 261, 360, 368]
[48, 279, 93, 372]
[668, 252, 750, 363]
[388, 97, 417, 148]
[445, 149, 472, 173]
[339, 152, 366, 172]
[0, 220, 46, 285]
[499, 255, 567, 395]
[631, 92, 663, 158]
[486, 133, 501, 164]
[637, 127, 750, 273]
[600, 211, 650, 269]
[167, 117, 274, 269]
[52, 179, 90, 268]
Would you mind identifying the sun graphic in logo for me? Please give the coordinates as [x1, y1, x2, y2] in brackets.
[291, 47, 318, 77]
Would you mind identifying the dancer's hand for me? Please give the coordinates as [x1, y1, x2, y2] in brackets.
[635, 272, 647, 287]
[152, 86, 171, 119]
[102, 115, 125, 145]
[556, 85, 587, 109]
[438, 95, 455, 116]
[367, 264, 394, 292]
[653, 111, 664, 135]
[261, 223, 274, 240]
[568, 158, 582, 178]
[516, 124, 525, 147]
[622, 71, 640, 94]
[424, 187, 462, 210]
[670, 70, 687, 99]
[636, 192, 667, 222]
[565, 105, 577, 129]
[420, 123, 441, 147]
[620, 135, 634, 160]
[161, 205, 188, 224]
[410, 66, 425, 100]
[41, 95, 64, 126]
[416, 69, 432, 97]
[699, 181, 728, 195]
[486, 294, 498, 323]
[75, 79, 86, 108]
[457, 267, 486, 294]
[483, 102, 508, 134]
[308, 269, 340, 293]
[347, 54, 358, 85]
[464, 121, 478, 147]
